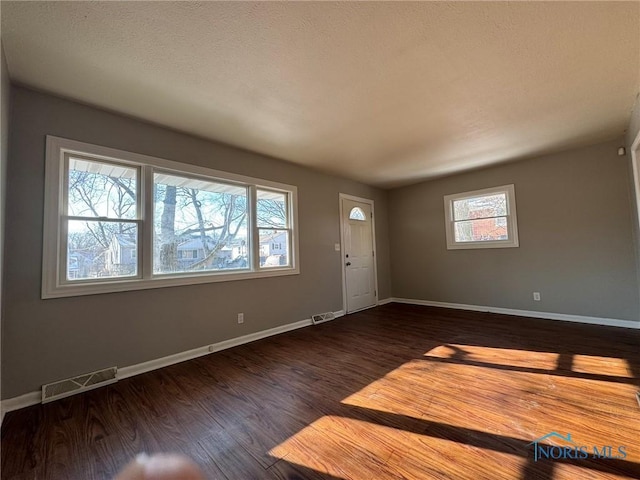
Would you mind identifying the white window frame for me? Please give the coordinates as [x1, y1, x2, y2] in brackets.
[255, 188, 293, 270]
[443, 184, 519, 250]
[42, 136, 299, 298]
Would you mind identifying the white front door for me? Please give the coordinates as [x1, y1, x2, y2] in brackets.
[342, 198, 376, 313]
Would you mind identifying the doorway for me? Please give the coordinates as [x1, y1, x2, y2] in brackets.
[340, 194, 378, 313]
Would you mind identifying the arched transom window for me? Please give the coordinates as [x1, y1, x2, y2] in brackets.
[349, 207, 366, 221]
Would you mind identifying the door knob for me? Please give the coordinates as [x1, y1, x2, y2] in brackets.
[346, 262, 351, 266]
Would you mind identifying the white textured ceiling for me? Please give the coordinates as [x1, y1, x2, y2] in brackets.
[2, 2, 639, 188]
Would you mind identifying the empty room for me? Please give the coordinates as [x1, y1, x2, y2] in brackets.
[0, 1, 639, 479]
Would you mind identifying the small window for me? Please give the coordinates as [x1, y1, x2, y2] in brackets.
[66, 157, 140, 281]
[349, 207, 366, 221]
[257, 189, 291, 268]
[444, 184, 519, 250]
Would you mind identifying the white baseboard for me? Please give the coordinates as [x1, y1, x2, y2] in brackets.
[1, 390, 41, 416]
[1, 310, 343, 415]
[118, 318, 314, 380]
[377, 298, 394, 306]
[391, 298, 640, 329]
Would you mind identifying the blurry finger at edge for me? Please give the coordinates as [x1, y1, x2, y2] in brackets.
[114, 453, 205, 480]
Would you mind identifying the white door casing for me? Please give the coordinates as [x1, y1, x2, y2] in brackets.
[631, 130, 640, 307]
[340, 195, 377, 313]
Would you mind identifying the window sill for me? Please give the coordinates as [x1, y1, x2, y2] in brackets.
[42, 267, 300, 299]
[446, 240, 519, 250]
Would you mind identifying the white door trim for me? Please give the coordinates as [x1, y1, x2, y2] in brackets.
[631, 132, 640, 239]
[631, 130, 640, 306]
[339, 193, 379, 314]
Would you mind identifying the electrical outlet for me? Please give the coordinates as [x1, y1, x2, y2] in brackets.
[334, 243, 341, 251]
[237, 313, 244, 324]
[533, 292, 541, 301]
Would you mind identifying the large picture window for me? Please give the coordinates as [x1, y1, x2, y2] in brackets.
[443, 184, 519, 250]
[43, 136, 299, 298]
[152, 173, 249, 275]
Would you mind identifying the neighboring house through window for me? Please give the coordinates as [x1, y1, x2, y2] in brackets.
[443, 184, 519, 250]
[42, 136, 299, 298]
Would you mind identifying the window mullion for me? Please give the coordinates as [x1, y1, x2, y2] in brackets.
[59, 217, 70, 286]
[453, 214, 508, 223]
[65, 216, 141, 223]
[59, 154, 71, 286]
[142, 166, 154, 279]
[249, 186, 259, 271]
[288, 191, 296, 268]
[287, 226, 293, 268]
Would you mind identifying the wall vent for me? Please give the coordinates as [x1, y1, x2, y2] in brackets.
[312, 312, 335, 325]
[42, 366, 118, 403]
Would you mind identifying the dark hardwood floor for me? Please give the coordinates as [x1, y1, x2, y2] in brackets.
[2, 304, 639, 479]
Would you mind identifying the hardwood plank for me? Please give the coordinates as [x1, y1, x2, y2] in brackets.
[197, 429, 276, 479]
[268, 459, 346, 480]
[2, 304, 639, 479]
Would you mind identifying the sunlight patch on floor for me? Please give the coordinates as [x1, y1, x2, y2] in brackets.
[425, 344, 560, 370]
[341, 359, 442, 420]
[552, 462, 636, 480]
[268, 415, 526, 479]
[341, 358, 545, 438]
[340, 356, 640, 461]
[267, 347, 640, 478]
[571, 354, 633, 378]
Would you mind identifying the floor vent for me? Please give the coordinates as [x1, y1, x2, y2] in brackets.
[312, 312, 335, 325]
[42, 366, 118, 403]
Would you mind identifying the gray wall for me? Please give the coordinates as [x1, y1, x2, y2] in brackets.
[2, 86, 391, 399]
[389, 139, 640, 322]
[1, 43, 10, 406]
